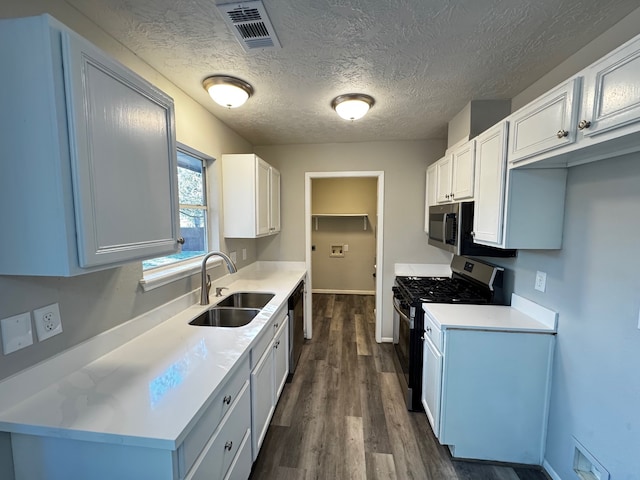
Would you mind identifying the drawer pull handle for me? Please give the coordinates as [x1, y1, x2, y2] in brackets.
[274, 322, 279, 328]
[426, 326, 432, 333]
[223, 395, 232, 405]
[224, 441, 233, 451]
[578, 120, 591, 130]
[556, 129, 569, 138]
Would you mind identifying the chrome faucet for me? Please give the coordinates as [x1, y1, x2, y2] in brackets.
[200, 252, 238, 305]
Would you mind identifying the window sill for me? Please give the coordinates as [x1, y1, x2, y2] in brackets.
[139, 256, 222, 292]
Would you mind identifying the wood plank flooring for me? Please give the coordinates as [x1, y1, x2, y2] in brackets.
[250, 294, 550, 480]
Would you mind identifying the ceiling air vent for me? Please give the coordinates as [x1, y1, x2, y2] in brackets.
[217, 1, 282, 51]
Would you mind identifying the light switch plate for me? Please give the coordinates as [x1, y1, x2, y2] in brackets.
[1, 312, 33, 355]
[535, 271, 547, 292]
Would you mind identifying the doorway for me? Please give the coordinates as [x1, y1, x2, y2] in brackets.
[304, 171, 384, 343]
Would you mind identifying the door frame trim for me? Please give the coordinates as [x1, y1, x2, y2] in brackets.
[304, 171, 385, 343]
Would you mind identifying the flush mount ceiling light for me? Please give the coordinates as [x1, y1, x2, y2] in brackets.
[331, 93, 375, 121]
[202, 75, 254, 108]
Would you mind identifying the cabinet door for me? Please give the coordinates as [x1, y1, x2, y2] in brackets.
[435, 156, 453, 203]
[62, 31, 179, 267]
[421, 335, 443, 438]
[424, 164, 438, 233]
[269, 167, 281, 234]
[450, 140, 475, 201]
[508, 78, 580, 164]
[580, 35, 640, 137]
[473, 122, 508, 246]
[250, 343, 275, 460]
[274, 317, 289, 400]
[256, 159, 271, 236]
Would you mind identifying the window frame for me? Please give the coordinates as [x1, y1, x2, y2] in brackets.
[140, 143, 216, 291]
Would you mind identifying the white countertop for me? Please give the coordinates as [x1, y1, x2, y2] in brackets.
[423, 294, 557, 333]
[0, 262, 306, 450]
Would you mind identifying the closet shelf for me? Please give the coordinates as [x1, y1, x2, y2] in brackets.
[311, 214, 369, 231]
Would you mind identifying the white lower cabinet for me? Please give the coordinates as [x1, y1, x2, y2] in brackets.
[250, 313, 289, 461]
[421, 334, 442, 437]
[422, 323, 555, 465]
[185, 383, 250, 480]
[10, 358, 252, 480]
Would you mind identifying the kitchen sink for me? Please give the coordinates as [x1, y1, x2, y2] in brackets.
[189, 307, 261, 328]
[215, 292, 274, 309]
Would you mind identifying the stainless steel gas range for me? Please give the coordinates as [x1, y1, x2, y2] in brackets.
[392, 255, 506, 411]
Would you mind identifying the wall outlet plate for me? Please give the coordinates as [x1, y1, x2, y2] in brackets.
[535, 271, 547, 292]
[1, 312, 33, 354]
[33, 303, 63, 341]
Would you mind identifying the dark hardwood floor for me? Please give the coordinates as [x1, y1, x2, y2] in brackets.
[250, 294, 550, 480]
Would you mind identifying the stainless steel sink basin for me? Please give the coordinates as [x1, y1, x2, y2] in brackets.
[215, 292, 275, 309]
[189, 307, 261, 328]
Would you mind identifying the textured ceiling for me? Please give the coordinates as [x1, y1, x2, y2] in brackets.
[65, 0, 639, 146]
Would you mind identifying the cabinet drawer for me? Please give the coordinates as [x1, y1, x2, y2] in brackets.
[423, 312, 443, 351]
[251, 326, 274, 370]
[185, 382, 251, 480]
[223, 429, 252, 480]
[180, 357, 249, 476]
[250, 310, 286, 369]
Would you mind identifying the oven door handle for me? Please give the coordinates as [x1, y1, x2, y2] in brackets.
[393, 298, 413, 329]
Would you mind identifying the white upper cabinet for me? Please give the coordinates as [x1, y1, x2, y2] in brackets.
[508, 33, 640, 169]
[222, 154, 281, 238]
[269, 167, 281, 234]
[508, 78, 580, 165]
[0, 15, 179, 276]
[435, 155, 453, 203]
[474, 121, 567, 249]
[424, 163, 438, 233]
[450, 140, 476, 201]
[435, 139, 476, 204]
[473, 122, 509, 245]
[579, 35, 640, 138]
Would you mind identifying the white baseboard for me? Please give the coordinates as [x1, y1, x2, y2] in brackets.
[380, 336, 394, 343]
[312, 289, 375, 295]
[543, 459, 562, 480]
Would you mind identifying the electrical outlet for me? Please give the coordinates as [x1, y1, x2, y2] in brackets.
[33, 303, 63, 341]
[230, 251, 237, 263]
[534, 271, 547, 292]
[242, 248, 247, 261]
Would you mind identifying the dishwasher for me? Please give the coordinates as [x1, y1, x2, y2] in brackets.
[287, 280, 305, 380]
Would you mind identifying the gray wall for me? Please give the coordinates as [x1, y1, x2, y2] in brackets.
[255, 140, 451, 339]
[488, 154, 640, 479]
[311, 177, 378, 293]
[489, 8, 640, 478]
[0, 0, 255, 382]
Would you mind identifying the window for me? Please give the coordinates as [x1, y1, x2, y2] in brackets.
[142, 146, 209, 270]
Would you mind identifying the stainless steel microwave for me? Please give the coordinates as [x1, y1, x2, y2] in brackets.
[428, 202, 516, 258]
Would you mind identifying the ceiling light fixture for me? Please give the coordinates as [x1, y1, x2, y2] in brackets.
[331, 93, 375, 121]
[202, 75, 254, 108]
